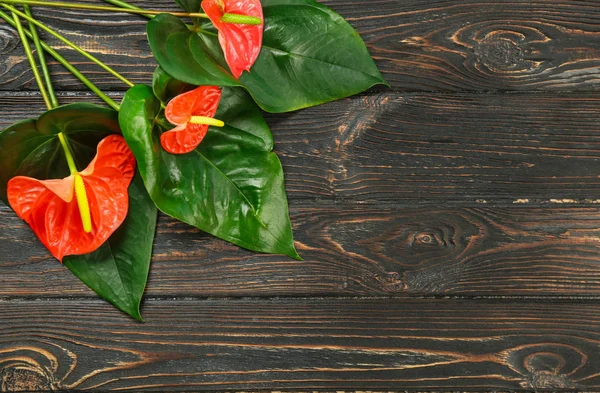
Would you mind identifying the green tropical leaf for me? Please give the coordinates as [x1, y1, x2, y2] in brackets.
[64, 173, 157, 321]
[119, 80, 299, 259]
[147, 13, 240, 87]
[152, 65, 194, 103]
[239, 0, 387, 112]
[150, 0, 386, 112]
[0, 104, 157, 320]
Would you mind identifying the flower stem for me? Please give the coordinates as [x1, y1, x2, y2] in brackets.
[10, 10, 52, 110]
[0, 9, 120, 110]
[102, 0, 154, 19]
[2, 4, 135, 88]
[57, 132, 78, 174]
[0, 0, 208, 18]
[23, 4, 58, 108]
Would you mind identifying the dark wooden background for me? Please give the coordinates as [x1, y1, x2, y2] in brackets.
[1, 0, 600, 391]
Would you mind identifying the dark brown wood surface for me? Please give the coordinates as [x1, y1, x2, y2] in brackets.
[4, 202, 600, 298]
[2, 298, 600, 391]
[2, 0, 600, 92]
[1, 0, 600, 391]
[3, 91, 600, 203]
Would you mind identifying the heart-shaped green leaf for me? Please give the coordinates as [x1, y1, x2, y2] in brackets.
[152, 65, 194, 103]
[64, 173, 157, 321]
[240, 0, 387, 112]
[0, 104, 157, 320]
[147, 13, 240, 88]
[119, 79, 299, 259]
[150, 0, 386, 112]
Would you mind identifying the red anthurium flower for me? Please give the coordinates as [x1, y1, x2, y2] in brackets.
[162, 85, 224, 154]
[7, 135, 136, 262]
[202, 0, 264, 78]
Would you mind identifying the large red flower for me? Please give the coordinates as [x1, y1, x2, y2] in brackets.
[7, 135, 136, 262]
[162, 85, 223, 154]
[202, 0, 264, 79]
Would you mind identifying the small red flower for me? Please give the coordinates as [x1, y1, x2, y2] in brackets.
[202, 0, 264, 79]
[7, 135, 136, 262]
[162, 85, 224, 154]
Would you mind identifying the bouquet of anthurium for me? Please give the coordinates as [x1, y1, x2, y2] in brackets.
[0, 0, 386, 320]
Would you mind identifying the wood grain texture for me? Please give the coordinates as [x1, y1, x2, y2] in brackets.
[272, 92, 600, 203]
[1, 0, 600, 91]
[1, 0, 600, 391]
[1, 91, 600, 204]
[2, 203, 600, 298]
[1, 298, 600, 391]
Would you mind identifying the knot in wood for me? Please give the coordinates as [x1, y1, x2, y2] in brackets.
[502, 343, 584, 390]
[476, 33, 525, 72]
[525, 350, 575, 389]
[411, 231, 445, 249]
[0, 364, 55, 392]
[377, 271, 406, 292]
[527, 371, 573, 390]
[414, 232, 436, 245]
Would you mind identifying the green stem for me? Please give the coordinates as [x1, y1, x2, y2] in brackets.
[23, 4, 58, 108]
[196, 28, 218, 37]
[102, 0, 154, 19]
[0, 0, 207, 18]
[57, 132, 78, 174]
[9, 8, 88, 227]
[0, 9, 120, 110]
[2, 4, 135, 88]
[11, 10, 52, 109]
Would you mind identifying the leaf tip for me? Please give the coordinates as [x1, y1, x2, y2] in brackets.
[286, 247, 303, 261]
[134, 314, 145, 323]
[127, 306, 145, 322]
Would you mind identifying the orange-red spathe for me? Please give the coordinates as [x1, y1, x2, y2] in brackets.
[7, 135, 136, 262]
[202, 0, 264, 79]
[162, 85, 222, 154]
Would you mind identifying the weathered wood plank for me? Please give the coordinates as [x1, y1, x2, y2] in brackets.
[2, 203, 600, 298]
[1, 1, 599, 392]
[1, 91, 599, 204]
[349, 0, 600, 91]
[1, 298, 599, 391]
[273, 91, 600, 203]
[1, 0, 600, 92]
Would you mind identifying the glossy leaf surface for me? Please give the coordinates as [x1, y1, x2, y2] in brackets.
[240, 0, 387, 111]
[64, 173, 156, 321]
[152, 65, 193, 103]
[0, 104, 157, 320]
[149, 0, 386, 112]
[147, 14, 240, 87]
[119, 80, 299, 259]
